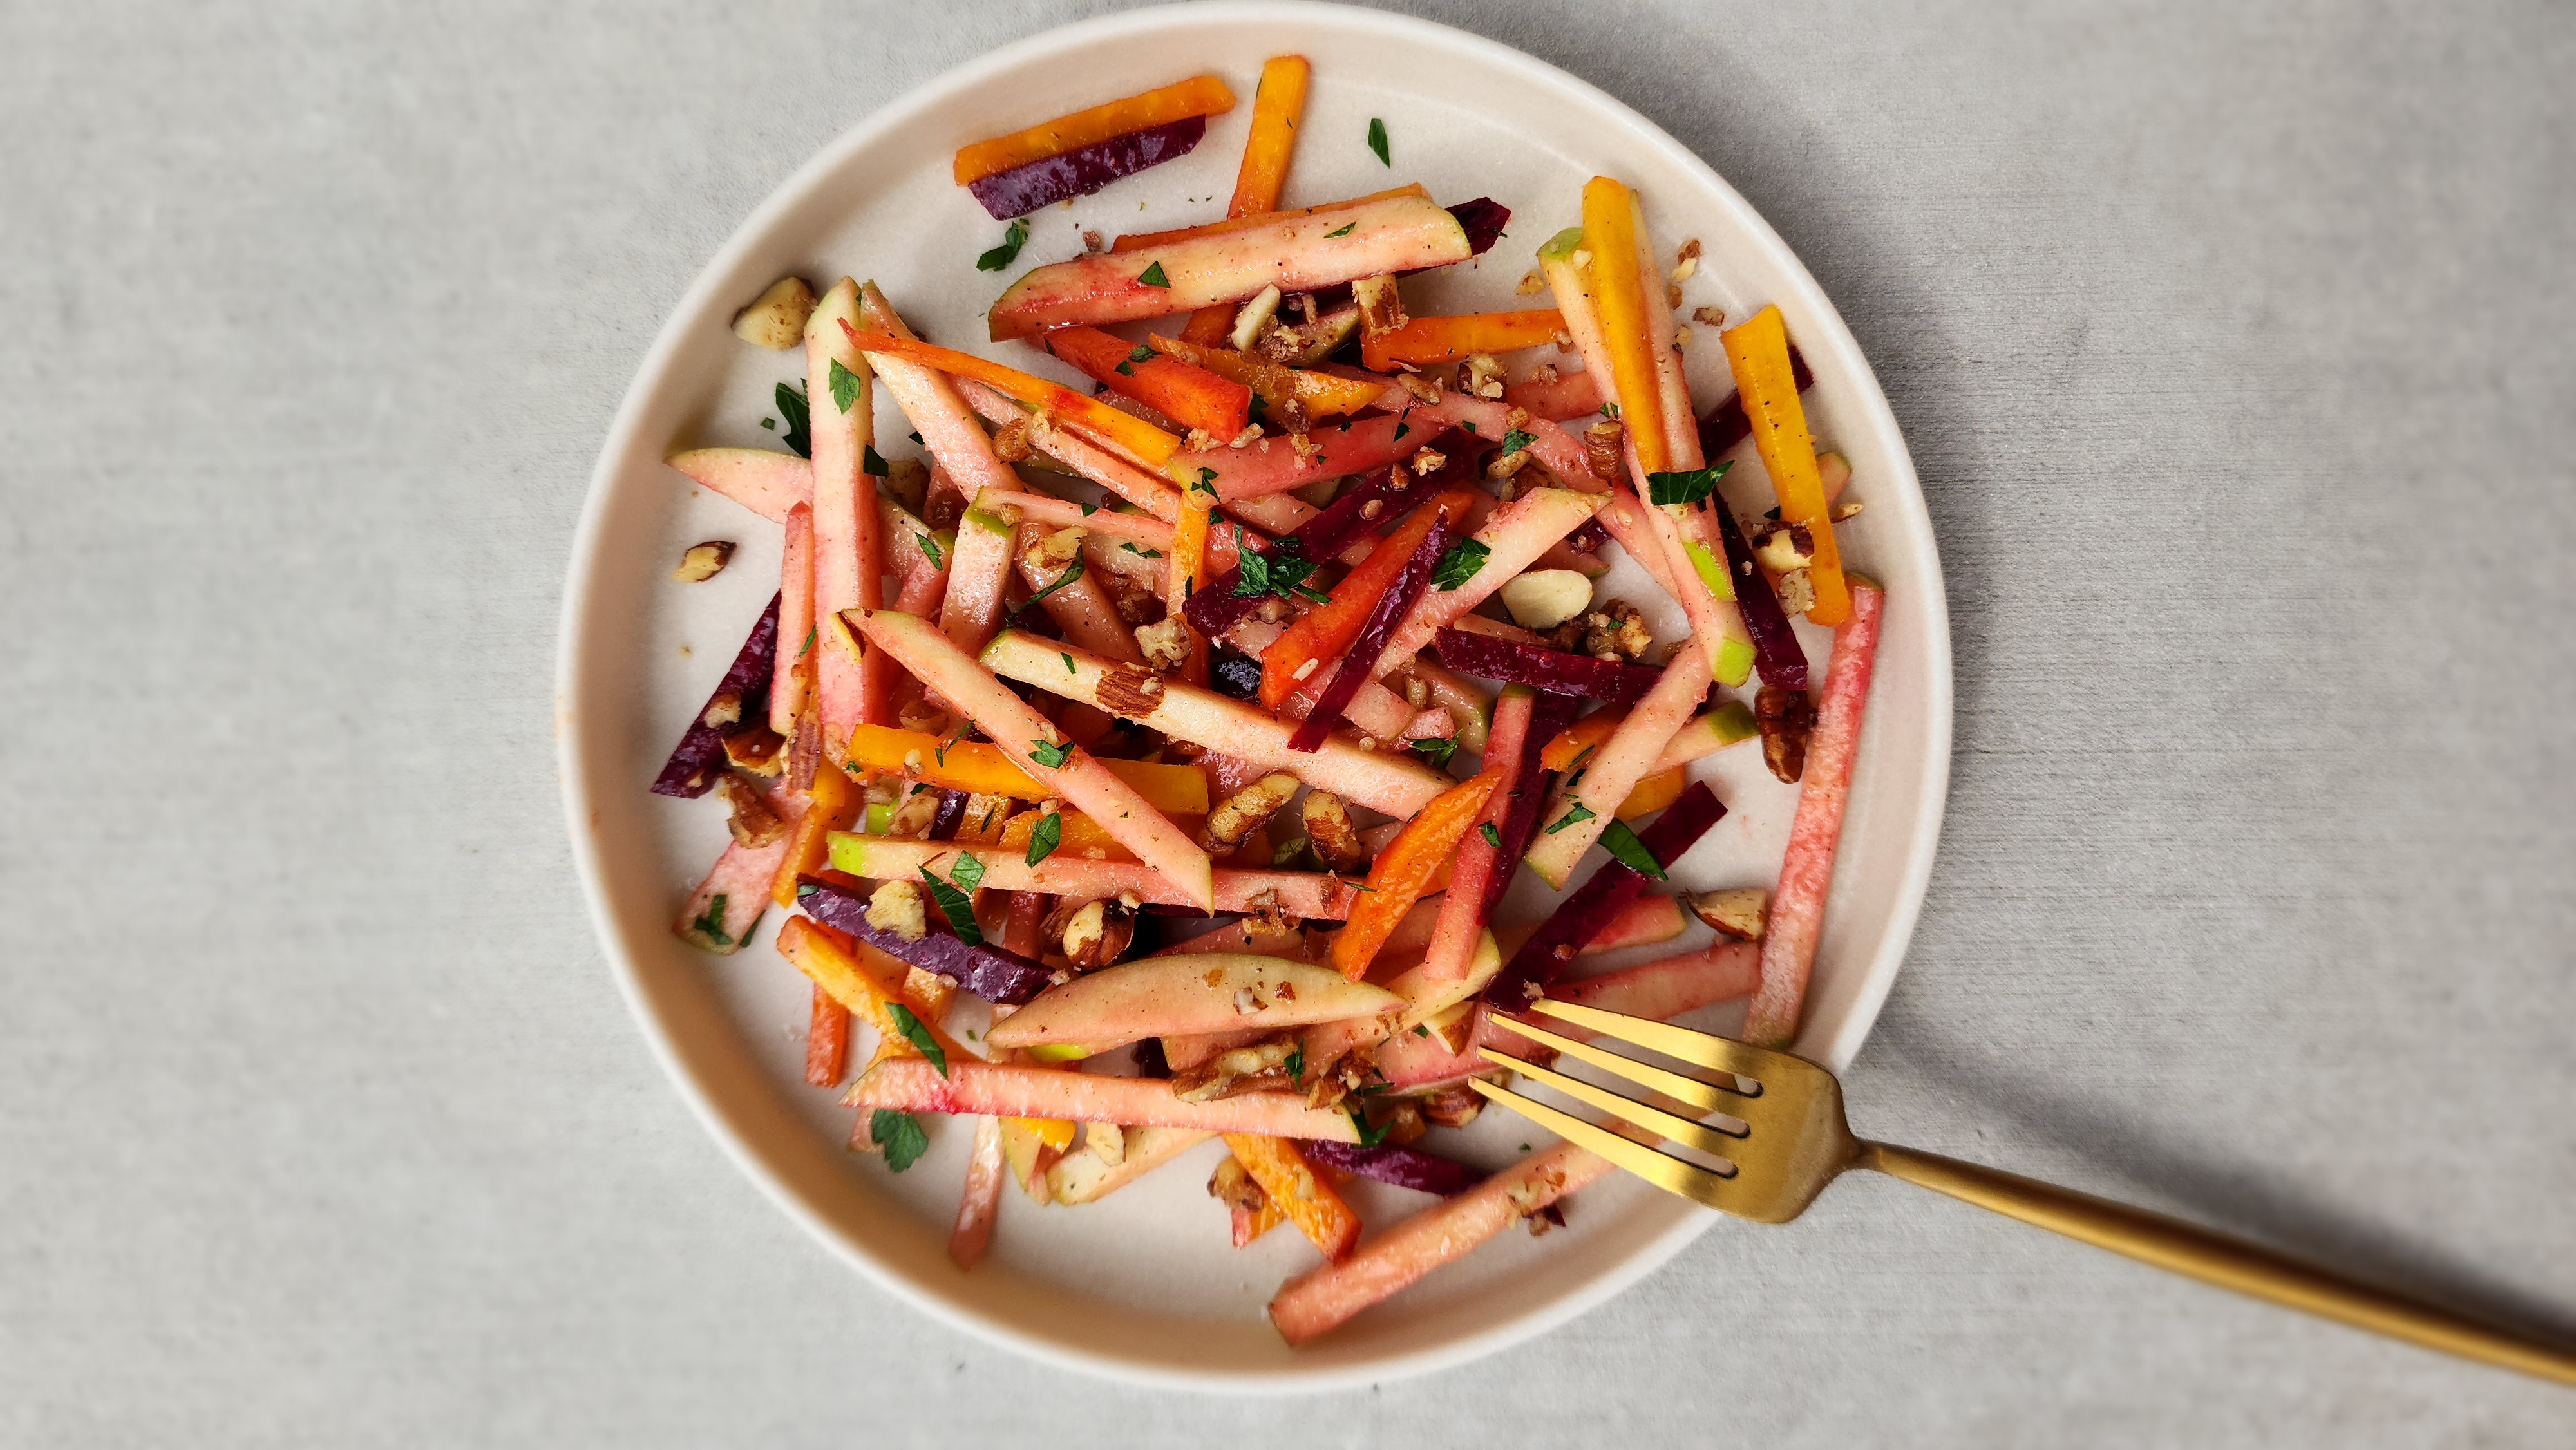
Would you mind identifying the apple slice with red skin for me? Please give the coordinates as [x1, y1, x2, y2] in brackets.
[988, 190, 1472, 340]
[847, 1059, 1361, 1142]
[856, 281, 1021, 503]
[829, 836, 1360, 920]
[846, 608, 1214, 912]
[1046, 1126, 1215, 1205]
[984, 954, 1402, 1050]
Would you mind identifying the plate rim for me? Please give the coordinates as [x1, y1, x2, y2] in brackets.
[556, 0, 1951, 1391]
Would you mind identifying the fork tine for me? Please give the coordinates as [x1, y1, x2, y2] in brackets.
[1497, 1018, 1748, 1115]
[1466, 1079, 1738, 1212]
[1528, 998, 1781, 1080]
[1479, 1048, 1746, 1155]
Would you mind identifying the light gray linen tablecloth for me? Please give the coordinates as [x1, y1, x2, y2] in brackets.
[3, 1, 2570, 1444]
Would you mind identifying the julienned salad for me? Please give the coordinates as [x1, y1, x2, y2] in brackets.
[650, 57, 1885, 1346]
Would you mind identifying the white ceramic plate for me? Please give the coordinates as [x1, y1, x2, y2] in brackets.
[558, 0, 1950, 1389]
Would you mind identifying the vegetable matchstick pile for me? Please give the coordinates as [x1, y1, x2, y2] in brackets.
[652, 57, 1887, 1346]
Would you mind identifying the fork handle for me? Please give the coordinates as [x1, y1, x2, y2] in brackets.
[1853, 1140, 2576, 1385]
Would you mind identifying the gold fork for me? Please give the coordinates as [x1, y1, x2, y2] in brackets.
[1472, 999, 2576, 1386]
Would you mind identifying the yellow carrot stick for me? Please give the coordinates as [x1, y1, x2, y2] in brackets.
[1579, 177, 1671, 476]
[1720, 304, 1851, 626]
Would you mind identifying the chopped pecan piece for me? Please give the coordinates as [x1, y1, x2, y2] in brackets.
[712, 772, 789, 847]
[1208, 1153, 1270, 1210]
[1756, 685, 1817, 784]
[1419, 1082, 1484, 1129]
[1199, 773, 1300, 852]
[672, 541, 734, 582]
[1174, 1037, 1299, 1103]
[1300, 792, 1370, 874]
[1582, 420, 1625, 482]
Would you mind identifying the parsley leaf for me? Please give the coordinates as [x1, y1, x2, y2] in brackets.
[1137, 261, 1171, 288]
[1119, 542, 1163, 559]
[915, 532, 943, 570]
[1599, 401, 1620, 420]
[1079, 502, 1097, 516]
[1025, 810, 1062, 867]
[975, 217, 1030, 272]
[1272, 836, 1308, 867]
[916, 866, 983, 945]
[1501, 429, 1537, 456]
[1028, 739, 1074, 769]
[1061, 652, 1077, 675]
[871, 1109, 929, 1172]
[1193, 467, 1219, 498]
[1352, 1107, 1394, 1147]
[775, 381, 811, 458]
[1597, 820, 1668, 880]
[761, 417, 776, 430]
[1414, 1023, 1432, 1038]
[689, 894, 732, 945]
[886, 1002, 948, 1077]
[1231, 527, 1329, 604]
[1409, 735, 1458, 769]
[1115, 359, 1135, 377]
[1008, 554, 1086, 625]
[829, 358, 865, 414]
[862, 444, 891, 477]
[1128, 344, 1156, 363]
[948, 852, 987, 892]
[1366, 117, 1390, 167]
[799, 626, 816, 660]
[1546, 802, 1598, 834]
[1324, 221, 1357, 238]
[1285, 1046, 1303, 1082]
[1479, 822, 1502, 849]
[909, 430, 923, 444]
[1432, 538, 1490, 592]
[1647, 461, 1733, 507]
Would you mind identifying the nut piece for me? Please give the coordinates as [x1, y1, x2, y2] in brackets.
[865, 879, 929, 942]
[672, 541, 735, 583]
[895, 697, 952, 735]
[1084, 1122, 1127, 1167]
[1671, 238, 1702, 283]
[1301, 792, 1370, 874]
[1461, 352, 1507, 399]
[1692, 305, 1727, 330]
[1199, 773, 1300, 853]
[1517, 268, 1546, 296]
[886, 784, 942, 837]
[712, 772, 789, 847]
[1229, 283, 1283, 351]
[1756, 686, 1817, 784]
[1752, 522, 1815, 576]
[732, 276, 818, 350]
[721, 723, 788, 776]
[1175, 1036, 1299, 1103]
[1547, 599, 1654, 659]
[1409, 447, 1448, 476]
[1133, 616, 1190, 673]
[1419, 1082, 1484, 1129]
[1047, 894, 1137, 970]
[1582, 420, 1626, 482]
[1499, 569, 1593, 630]
[1208, 1153, 1270, 1210]
[1774, 568, 1816, 617]
[1352, 274, 1408, 339]
[1689, 887, 1771, 941]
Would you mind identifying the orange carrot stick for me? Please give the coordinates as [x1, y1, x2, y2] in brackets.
[1331, 772, 1501, 981]
[1038, 325, 1251, 438]
[953, 74, 1237, 185]
[1165, 485, 1214, 684]
[837, 324, 1184, 473]
[1258, 490, 1475, 709]
[1180, 55, 1312, 345]
[1223, 1135, 1362, 1260]
[1539, 705, 1629, 771]
[804, 984, 850, 1087]
[1361, 309, 1566, 370]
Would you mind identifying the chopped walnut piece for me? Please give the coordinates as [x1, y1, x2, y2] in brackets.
[1200, 773, 1300, 852]
[1689, 887, 1771, 941]
[1176, 1037, 1298, 1103]
[1208, 1153, 1269, 1210]
[1671, 238, 1701, 282]
[1775, 568, 1817, 617]
[721, 723, 788, 776]
[1241, 887, 1299, 937]
[990, 415, 1036, 464]
[1461, 352, 1506, 399]
[886, 786, 942, 837]
[672, 541, 735, 582]
[1553, 330, 1575, 352]
[1517, 268, 1546, 296]
[1081, 229, 1104, 253]
[864, 879, 929, 942]
[1756, 685, 1818, 784]
[1831, 500, 1864, 522]
[1276, 395, 1314, 433]
[712, 772, 789, 847]
[1409, 447, 1448, 476]
[1287, 430, 1321, 469]
[1048, 894, 1137, 970]
[1665, 281, 1684, 309]
[1301, 792, 1369, 873]
[1583, 599, 1653, 660]
[1692, 305, 1727, 330]
[1396, 371, 1444, 407]
[1228, 424, 1264, 449]
[1524, 361, 1560, 386]
[1752, 522, 1815, 575]
[1183, 427, 1219, 452]
[732, 276, 817, 350]
[1419, 1082, 1484, 1129]
[1582, 420, 1625, 482]
[896, 697, 952, 735]
[1133, 617, 1190, 673]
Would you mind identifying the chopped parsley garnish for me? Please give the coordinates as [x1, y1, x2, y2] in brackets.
[1352, 1107, 1395, 1147]
[1137, 261, 1171, 288]
[1365, 118, 1390, 167]
[1432, 538, 1490, 592]
[1079, 502, 1097, 516]
[1765, 506, 1782, 520]
[975, 218, 1030, 272]
[862, 444, 891, 476]
[1273, 836, 1308, 867]
[761, 417, 776, 431]
[886, 1002, 947, 1077]
[775, 381, 811, 458]
[1546, 802, 1598, 834]
[1324, 221, 1357, 238]
[1479, 822, 1502, 849]
[915, 532, 943, 570]
[1409, 735, 1458, 769]
[871, 1109, 929, 1172]
[1414, 1024, 1432, 1038]
[1597, 820, 1667, 880]
[1647, 461, 1733, 507]
[909, 430, 923, 444]
[1115, 359, 1135, 377]
[1025, 810, 1062, 867]
[829, 358, 865, 413]
[1231, 527, 1330, 604]
[1028, 739, 1074, 769]
[1192, 467, 1219, 498]
[1599, 401, 1620, 420]
[1285, 1046, 1303, 1081]
[1060, 650, 1077, 675]
[689, 894, 732, 945]
[799, 626, 816, 659]
[1128, 344, 1156, 363]
[1008, 554, 1086, 625]
[1119, 542, 1163, 559]
[1501, 429, 1537, 456]
[916, 866, 983, 945]
[948, 853, 987, 892]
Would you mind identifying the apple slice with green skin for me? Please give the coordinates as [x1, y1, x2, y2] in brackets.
[1268, 1141, 1613, 1344]
[847, 608, 1213, 913]
[938, 500, 1018, 657]
[847, 1059, 1361, 1141]
[987, 191, 1472, 341]
[1651, 701, 1759, 773]
[804, 278, 884, 737]
[1570, 892, 1690, 953]
[980, 630, 1454, 818]
[1047, 1126, 1215, 1205]
[1397, 657, 1493, 755]
[984, 954, 1402, 1050]
[1362, 487, 1604, 684]
[1519, 645, 1718, 889]
[829, 834, 1359, 919]
[1300, 929, 1501, 1078]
